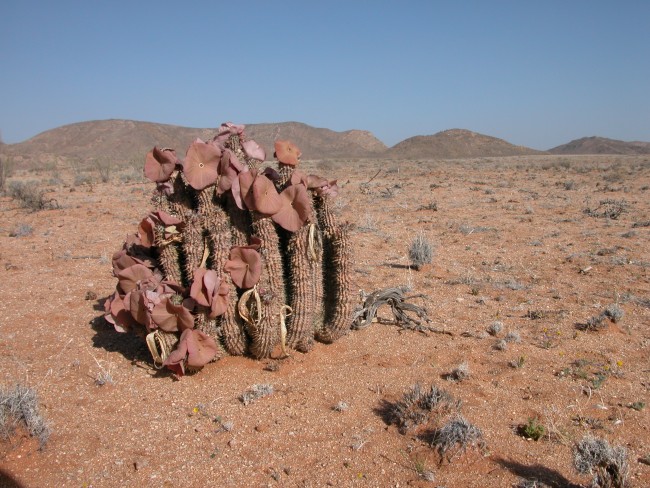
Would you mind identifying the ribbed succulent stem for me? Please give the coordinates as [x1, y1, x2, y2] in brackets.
[224, 193, 251, 247]
[315, 196, 354, 342]
[277, 165, 293, 189]
[181, 213, 205, 286]
[247, 215, 285, 358]
[274, 162, 320, 352]
[152, 174, 184, 285]
[285, 223, 320, 352]
[154, 228, 184, 285]
[197, 189, 248, 356]
[167, 172, 196, 219]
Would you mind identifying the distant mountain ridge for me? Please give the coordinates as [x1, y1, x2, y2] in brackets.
[1, 119, 648, 167]
[386, 129, 543, 159]
[0, 120, 387, 166]
[549, 136, 650, 155]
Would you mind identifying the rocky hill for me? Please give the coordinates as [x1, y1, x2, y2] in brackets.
[549, 136, 650, 155]
[385, 129, 543, 159]
[0, 120, 387, 167]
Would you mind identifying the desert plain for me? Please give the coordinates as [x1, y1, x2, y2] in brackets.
[0, 153, 649, 487]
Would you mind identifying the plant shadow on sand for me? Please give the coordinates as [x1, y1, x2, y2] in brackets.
[89, 297, 151, 364]
[494, 457, 582, 488]
[0, 468, 24, 488]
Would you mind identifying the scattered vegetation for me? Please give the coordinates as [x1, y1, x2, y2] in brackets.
[382, 382, 485, 463]
[573, 436, 629, 488]
[580, 304, 624, 331]
[408, 232, 434, 270]
[628, 401, 644, 411]
[556, 358, 621, 391]
[0, 384, 51, 449]
[584, 199, 629, 220]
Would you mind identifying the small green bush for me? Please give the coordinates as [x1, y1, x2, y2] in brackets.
[519, 417, 545, 441]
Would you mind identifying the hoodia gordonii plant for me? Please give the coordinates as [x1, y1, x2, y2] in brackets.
[105, 122, 355, 375]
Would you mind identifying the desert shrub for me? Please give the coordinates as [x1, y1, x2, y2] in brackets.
[580, 304, 624, 331]
[94, 158, 112, 183]
[239, 384, 274, 405]
[563, 180, 576, 190]
[73, 173, 94, 187]
[0, 156, 16, 192]
[408, 232, 434, 270]
[9, 223, 33, 237]
[332, 401, 349, 412]
[574, 436, 629, 488]
[429, 415, 485, 461]
[0, 157, 7, 192]
[603, 304, 624, 323]
[417, 201, 438, 211]
[487, 321, 503, 336]
[7, 180, 58, 211]
[445, 362, 470, 382]
[0, 384, 51, 449]
[385, 383, 460, 434]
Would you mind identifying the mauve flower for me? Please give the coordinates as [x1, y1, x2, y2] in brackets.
[217, 149, 245, 197]
[224, 242, 262, 289]
[163, 329, 218, 376]
[128, 289, 159, 330]
[213, 122, 245, 148]
[144, 147, 178, 183]
[183, 138, 221, 190]
[189, 268, 219, 308]
[137, 216, 155, 248]
[210, 281, 229, 319]
[272, 184, 313, 231]
[274, 140, 301, 166]
[242, 139, 266, 161]
[117, 264, 154, 294]
[104, 291, 137, 333]
[238, 170, 283, 215]
[150, 297, 195, 332]
[290, 169, 309, 187]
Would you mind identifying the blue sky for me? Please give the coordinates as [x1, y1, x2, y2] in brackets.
[1, 1, 649, 150]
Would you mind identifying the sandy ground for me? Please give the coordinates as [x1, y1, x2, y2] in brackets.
[1, 154, 649, 487]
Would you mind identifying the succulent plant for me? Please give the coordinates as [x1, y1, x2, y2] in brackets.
[105, 122, 355, 375]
